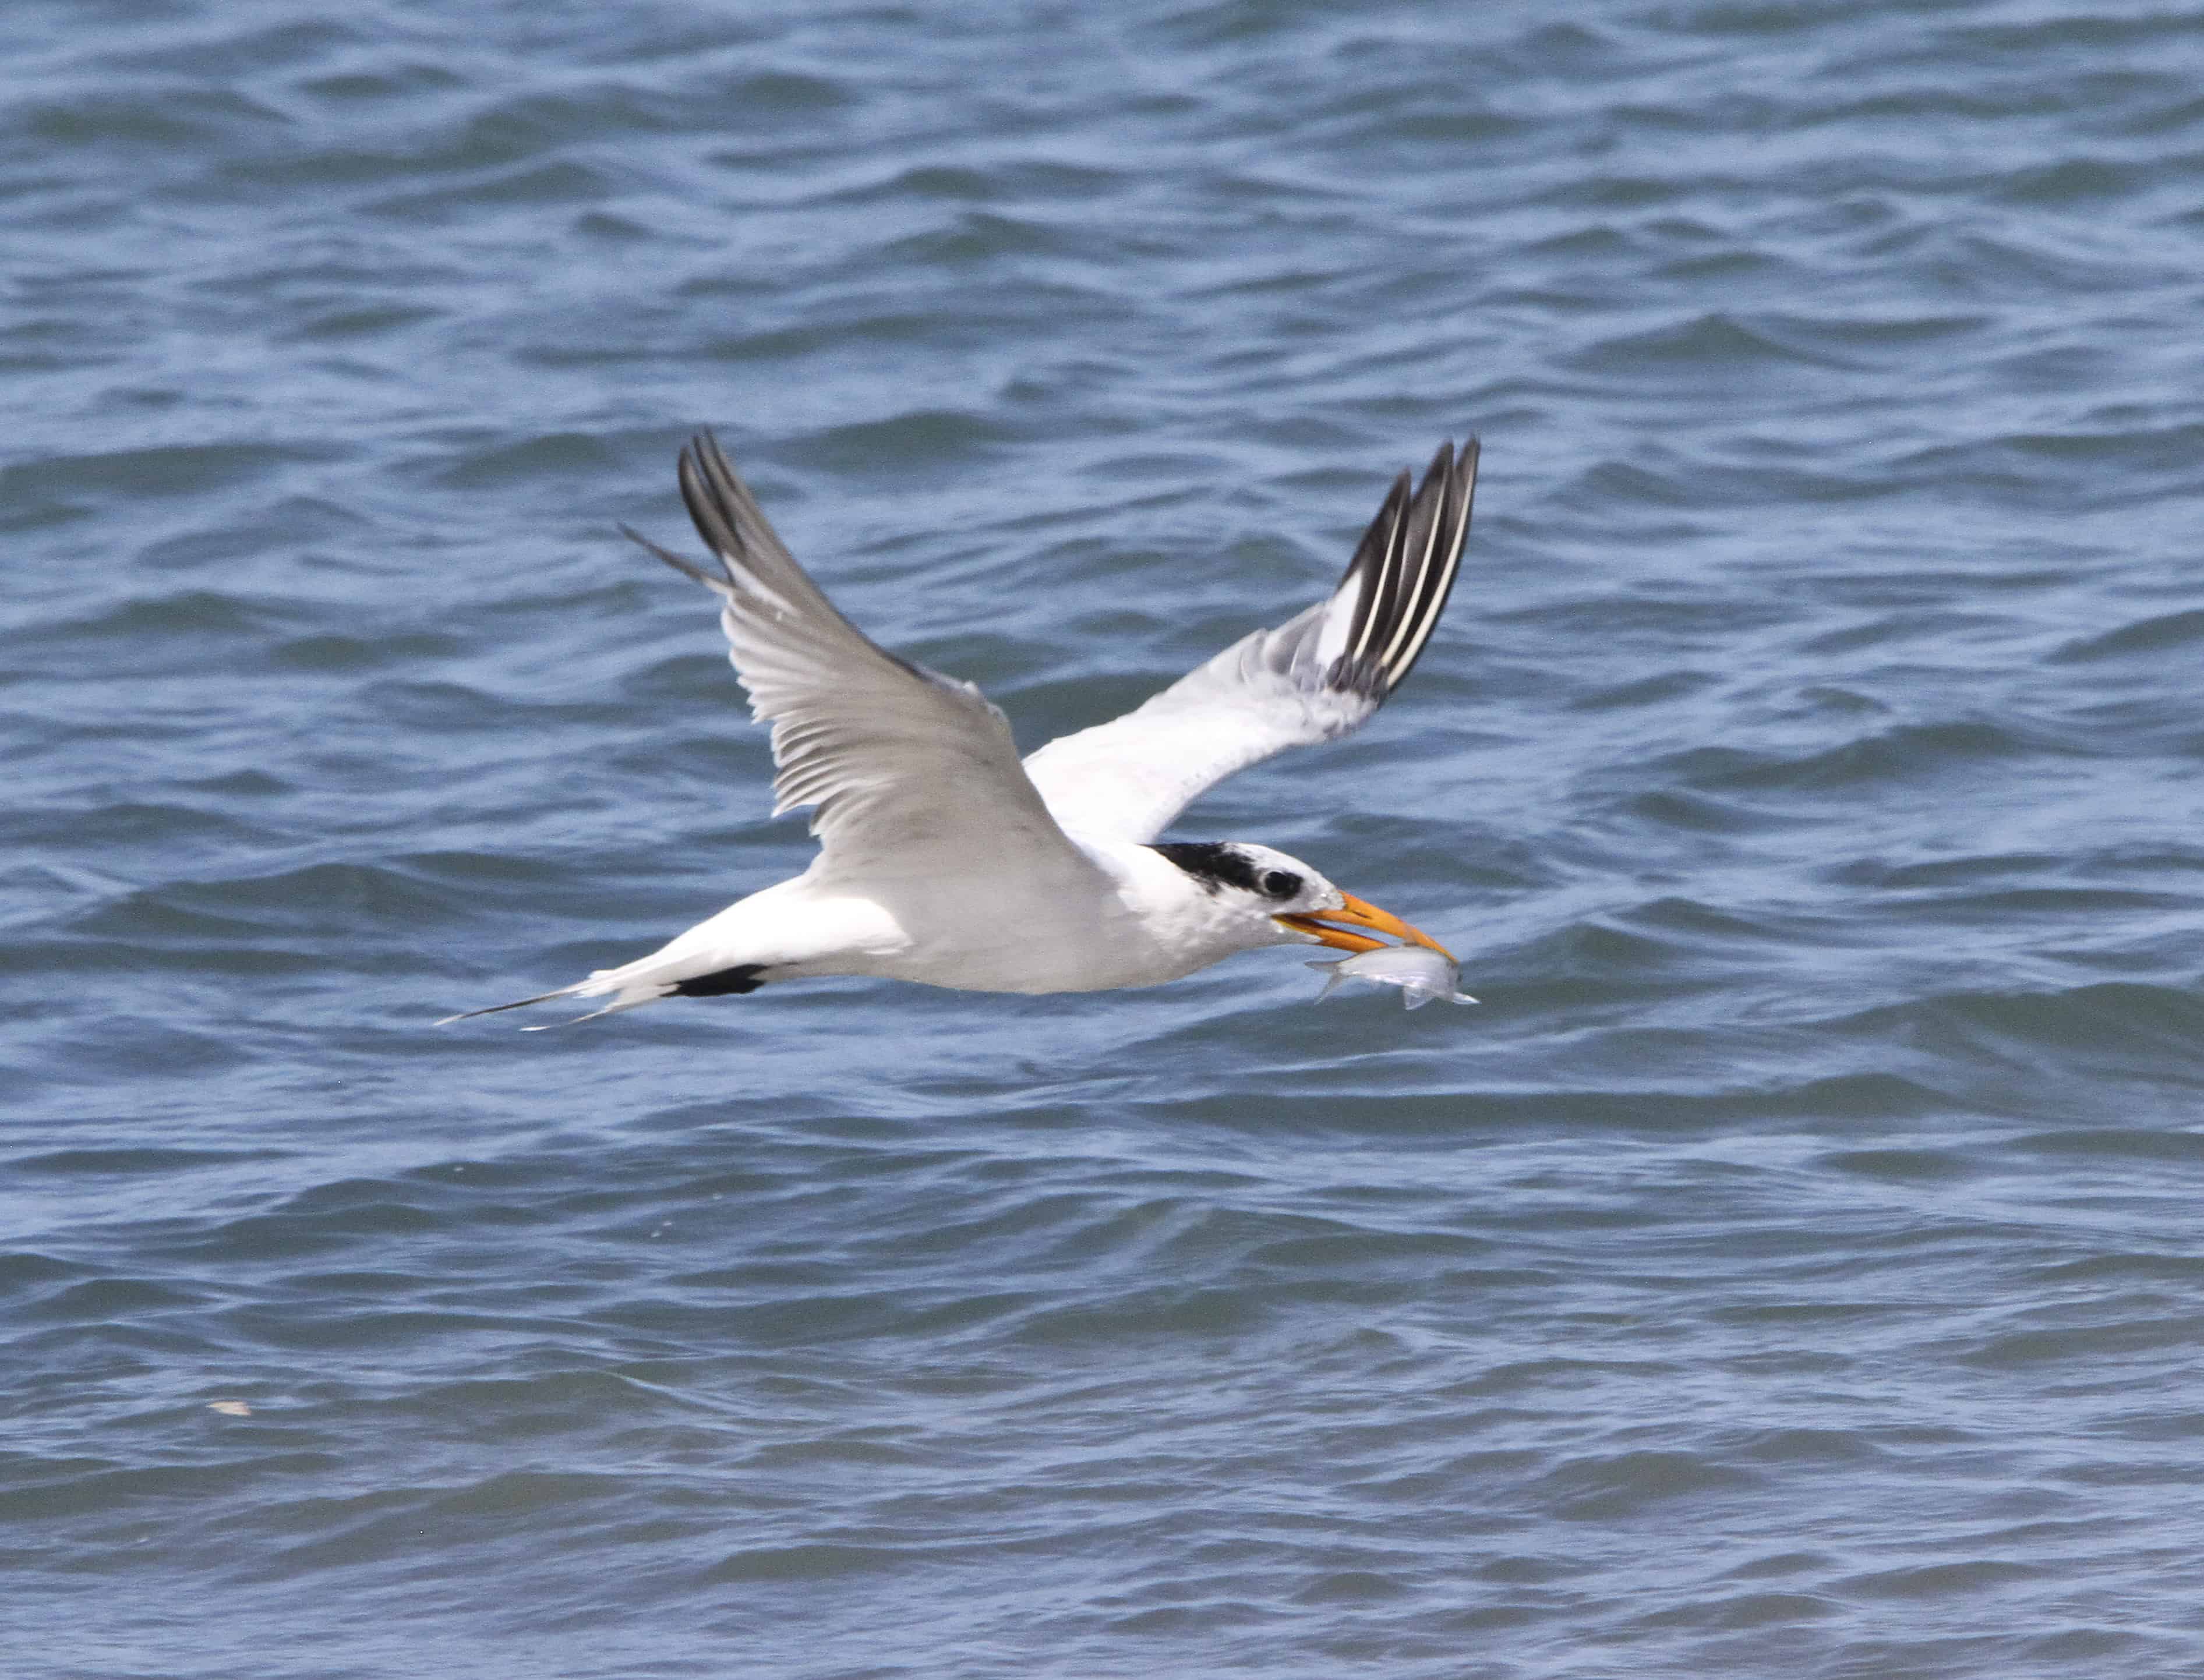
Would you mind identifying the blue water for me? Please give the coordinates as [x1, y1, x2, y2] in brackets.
[10, 2, 2204, 1674]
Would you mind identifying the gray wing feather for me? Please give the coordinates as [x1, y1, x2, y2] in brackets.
[633, 432, 1099, 886]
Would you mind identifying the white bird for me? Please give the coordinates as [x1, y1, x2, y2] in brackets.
[443, 430, 1477, 1027]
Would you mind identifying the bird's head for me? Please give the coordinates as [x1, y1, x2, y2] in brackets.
[1146, 841, 1453, 958]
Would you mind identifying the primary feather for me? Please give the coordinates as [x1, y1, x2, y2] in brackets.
[1022, 439, 1476, 843]
[623, 434, 1101, 893]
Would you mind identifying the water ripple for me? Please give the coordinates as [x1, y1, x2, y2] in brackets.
[10, 0, 2204, 1675]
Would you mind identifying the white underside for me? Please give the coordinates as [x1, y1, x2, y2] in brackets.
[564, 837, 1303, 1013]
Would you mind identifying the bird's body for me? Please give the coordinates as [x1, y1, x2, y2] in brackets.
[573, 839, 1322, 1001]
[444, 431, 1478, 1028]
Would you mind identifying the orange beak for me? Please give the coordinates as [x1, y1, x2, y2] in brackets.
[1274, 893, 1454, 958]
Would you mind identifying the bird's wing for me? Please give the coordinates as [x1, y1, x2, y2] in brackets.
[628, 432, 1101, 888]
[1023, 438, 1477, 845]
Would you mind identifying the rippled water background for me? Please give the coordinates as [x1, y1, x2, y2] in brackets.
[10, 1, 2204, 1674]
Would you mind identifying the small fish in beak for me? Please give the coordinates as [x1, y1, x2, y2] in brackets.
[1308, 943, 1477, 1010]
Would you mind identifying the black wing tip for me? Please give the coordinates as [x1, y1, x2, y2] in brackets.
[1381, 432, 1478, 691]
[1418, 435, 1479, 497]
[677, 436, 741, 560]
[619, 521, 726, 590]
[1335, 432, 1480, 700]
[1444, 435, 1481, 519]
[619, 426, 757, 591]
[672, 425, 791, 582]
[682, 428, 743, 507]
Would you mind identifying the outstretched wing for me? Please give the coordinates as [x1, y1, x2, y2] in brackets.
[630, 432, 1101, 889]
[1022, 438, 1477, 844]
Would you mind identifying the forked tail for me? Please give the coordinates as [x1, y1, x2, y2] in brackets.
[437, 960, 770, 1030]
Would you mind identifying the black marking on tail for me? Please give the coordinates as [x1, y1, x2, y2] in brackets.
[436, 985, 576, 1025]
[672, 963, 768, 998]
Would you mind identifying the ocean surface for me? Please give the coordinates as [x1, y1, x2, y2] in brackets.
[9, 1, 2204, 1675]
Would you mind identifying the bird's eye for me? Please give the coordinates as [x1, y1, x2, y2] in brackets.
[1262, 870, 1302, 900]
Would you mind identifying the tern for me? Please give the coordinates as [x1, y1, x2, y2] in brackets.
[443, 430, 1477, 1027]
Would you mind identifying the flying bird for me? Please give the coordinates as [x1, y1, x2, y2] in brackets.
[443, 430, 1477, 1027]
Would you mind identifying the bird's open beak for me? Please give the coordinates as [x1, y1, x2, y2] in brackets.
[1274, 893, 1454, 958]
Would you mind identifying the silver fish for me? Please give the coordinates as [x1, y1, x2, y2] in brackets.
[1307, 943, 1478, 1010]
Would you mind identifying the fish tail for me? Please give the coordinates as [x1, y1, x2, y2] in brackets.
[1305, 960, 1351, 1001]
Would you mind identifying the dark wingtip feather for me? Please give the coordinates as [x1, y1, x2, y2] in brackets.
[1338, 469, 1412, 647]
[677, 433, 748, 565]
[1330, 436, 1480, 701]
[1378, 434, 1477, 691]
[619, 522, 724, 590]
